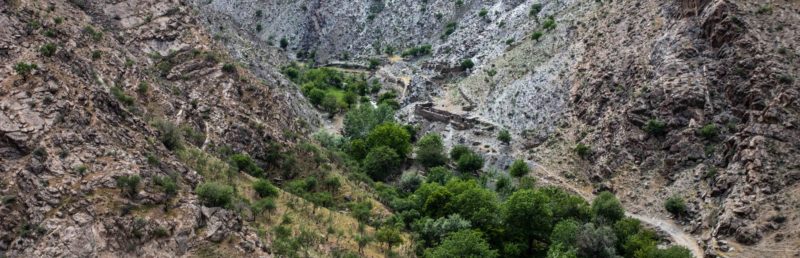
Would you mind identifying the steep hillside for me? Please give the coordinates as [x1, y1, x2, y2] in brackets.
[194, 0, 800, 257]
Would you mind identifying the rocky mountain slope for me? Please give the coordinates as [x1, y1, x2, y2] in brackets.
[194, 0, 800, 257]
[2, 0, 798, 257]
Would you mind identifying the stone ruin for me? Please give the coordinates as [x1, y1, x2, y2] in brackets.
[414, 102, 496, 131]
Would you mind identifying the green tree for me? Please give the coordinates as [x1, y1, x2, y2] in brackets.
[457, 151, 484, 173]
[550, 219, 580, 247]
[196, 182, 234, 207]
[376, 226, 403, 253]
[426, 166, 453, 185]
[321, 93, 340, 114]
[416, 133, 447, 168]
[509, 159, 530, 178]
[424, 230, 498, 258]
[592, 191, 625, 224]
[343, 104, 395, 139]
[449, 145, 471, 160]
[546, 243, 578, 258]
[498, 129, 511, 144]
[253, 179, 279, 198]
[308, 88, 326, 105]
[251, 198, 277, 216]
[366, 123, 412, 157]
[575, 223, 618, 258]
[503, 189, 553, 254]
[446, 184, 500, 232]
[363, 146, 401, 181]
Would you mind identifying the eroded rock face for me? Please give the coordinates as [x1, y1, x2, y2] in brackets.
[0, 0, 317, 256]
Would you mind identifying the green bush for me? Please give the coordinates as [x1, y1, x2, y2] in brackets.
[427, 166, 453, 185]
[531, 31, 544, 41]
[153, 119, 183, 151]
[252, 198, 277, 215]
[457, 151, 484, 173]
[363, 146, 401, 181]
[154, 175, 178, 196]
[344, 104, 396, 139]
[279, 37, 288, 49]
[460, 59, 475, 70]
[368, 58, 381, 70]
[416, 133, 447, 168]
[498, 129, 511, 144]
[529, 3, 543, 16]
[222, 63, 236, 73]
[424, 230, 498, 258]
[366, 123, 412, 158]
[574, 143, 591, 158]
[664, 195, 686, 216]
[196, 182, 234, 207]
[110, 86, 135, 106]
[253, 179, 279, 198]
[40, 43, 57, 57]
[643, 119, 667, 136]
[450, 145, 471, 161]
[698, 123, 718, 139]
[14, 62, 38, 77]
[509, 159, 530, 178]
[401, 44, 432, 58]
[592, 191, 625, 224]
[543, 17, 557, 31]
[442, 22, 457, 39]
[478, 8, 488, 17]
[229, 153, 263, 177]
[116, 175, 141, 198]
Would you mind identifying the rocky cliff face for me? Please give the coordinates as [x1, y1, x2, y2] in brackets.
[2, 0, 798, 257]
[195, 0, 799, 256]
[0, 0, 317, 256]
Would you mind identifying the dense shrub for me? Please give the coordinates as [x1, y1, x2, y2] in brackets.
[498, 129, 511, 144]
[153, 119, 183, 150]
[401, 44, 432, 58]
[664, 195, 686, 216]
[449, 145, 471, 161]
[532, 31, 544, 41]
[543, 16, 557, 31]
[253, 179, 279, 198]
[530, 3, 543, 16]
[13, 62, 37, 77]
[574, 143, 591, 158]
[643, 119, 667, 136]
[426, 166, 453, 185]
[416, 133, 447, 168]
[363, 146, 401, 181]
[366, 123, 412, 157]
[424, 230, 498, 258]
[116, 175, 141, 198]
[460, 59, 475, 70]
[456, 151, 484, 173]
[344, 104, 396, 139]
[592, 191, 625, 224]
[222, 63, 236, 73]
[509, 159, 530, 178]
[40, 43, 56, 57]
[196, 182, 234, 207]
[229, 153, 263, 177]
[698, 123, 718, 139]
[252, 198, 277, 215]
[110, 86, 134, 106]
[154, 175, 178, 196]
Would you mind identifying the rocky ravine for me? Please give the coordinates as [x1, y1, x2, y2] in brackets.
[197, 0, 800, 257]
[1, 0, 318, 256]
